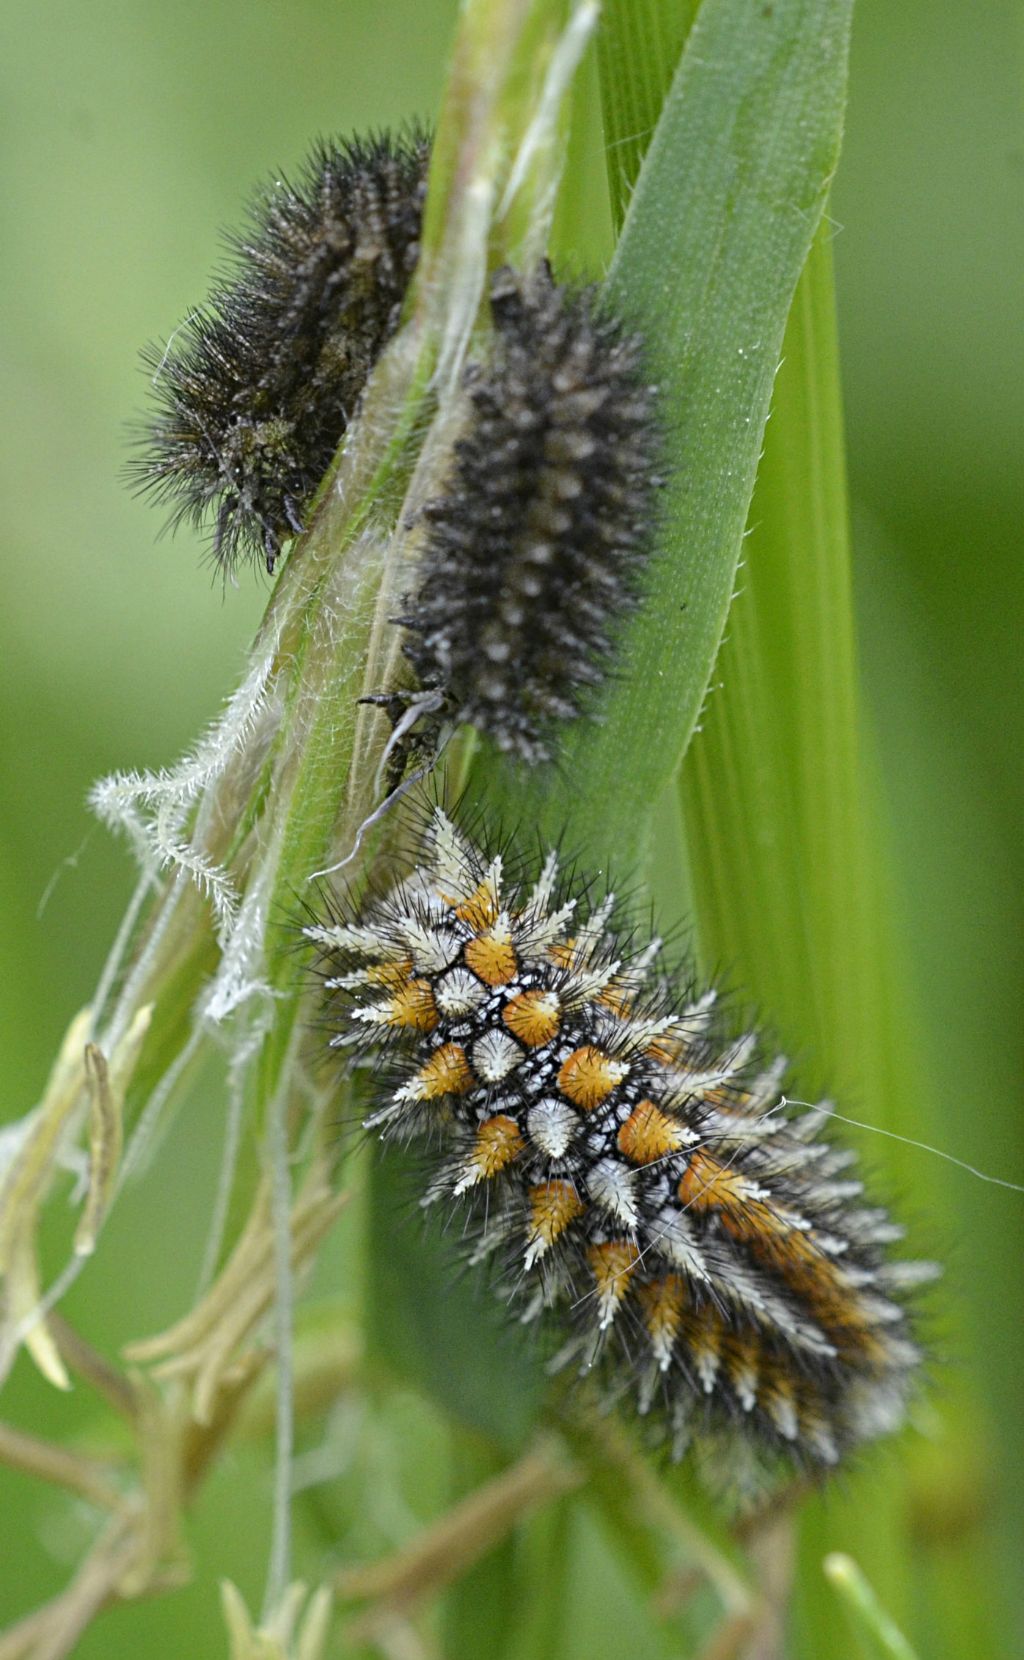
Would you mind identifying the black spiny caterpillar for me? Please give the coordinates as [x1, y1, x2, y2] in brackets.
[306, 810, 934, 1483]
[398, 268, 661, 762]
[132, 128, 431, 574]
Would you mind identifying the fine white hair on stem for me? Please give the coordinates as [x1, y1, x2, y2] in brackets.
[201, 814, 286, 1026]
[193, 836, 286, 1292]
[89, 638, 282, 932]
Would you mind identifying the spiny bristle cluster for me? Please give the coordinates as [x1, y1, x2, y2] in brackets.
[399, 268, 661, 762]
[307, 811, 934, 1484]
[132, 128, 431, 574]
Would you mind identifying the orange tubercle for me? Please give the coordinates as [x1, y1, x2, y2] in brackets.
[470, 1114, 525, 1179]
[385, 978, 438, 1032]
[503, 987, 561, 1047]
[637, 1274, 687, 1362]
[557, 1045, 628, 1110]
[588, 1240, 640, 1302]
[464, 921, 518, 986]
[721, 1329, 762, 1408]
[646, 1035, 687, 1067]
[684, 1304, 724, 1389]
[597, 980, 635, 1018]
[617, 1100, 687, 1165]
[527, 1180, 586, 1248]
[411, 1043, 474, 1100]
[758, 1361, 800, 1439]
[679, 1154, 884, 1360]
[677, 1150, 750, 1211]
[366, 957, 414, 990]
[449, 874, 500, 931]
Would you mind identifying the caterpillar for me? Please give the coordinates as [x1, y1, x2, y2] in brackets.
[396, 266, 661, 764]
[305, 808, 934, 1483]
[131, 127, 431, 575]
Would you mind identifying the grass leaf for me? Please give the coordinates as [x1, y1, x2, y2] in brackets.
[675, 212, 1001, 1660]
[475, 0, 854, 879]
[678, 228, 873, 1072]
[595, 0, 697, 229]
[677, 220, 923, 1655]
[365, 1150, 545, 1446]
[824, 1554, 920, 1660]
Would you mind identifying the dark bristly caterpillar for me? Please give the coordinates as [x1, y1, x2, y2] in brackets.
[305, 808, 934, 1486]
[131, 128, 431, 575]
[396, 266, 661, 763]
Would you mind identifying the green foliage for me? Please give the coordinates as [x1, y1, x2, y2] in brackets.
[478, 0, 853, 878]
[0, 0, 1019, 1657]
[824, 1554, 920, 1660]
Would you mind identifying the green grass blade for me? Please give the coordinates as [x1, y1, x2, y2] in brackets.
[365, 1149, 545, 1445]
[824, 1554, 920, 1660]
[676, 221, 1006, 1660]
[679, 228, 870, 1074]
[475, 0, 854, 879]
[599, 26, 969, 1644]
[677, 222, 918, 1654]
[595, 0, 697, 230]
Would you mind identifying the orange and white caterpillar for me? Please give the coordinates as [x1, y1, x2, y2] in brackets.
[306, 809, 934, 1479]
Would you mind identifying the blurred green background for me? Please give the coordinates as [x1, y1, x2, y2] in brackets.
[1, 1, 1020, 1655]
